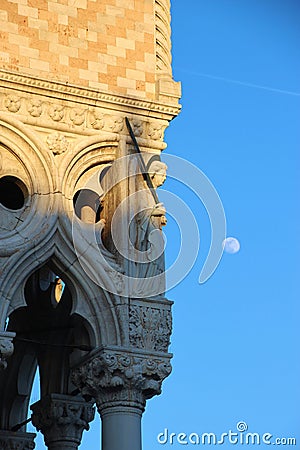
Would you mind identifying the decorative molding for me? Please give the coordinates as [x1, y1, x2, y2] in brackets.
[0, 89, 170, 149]
[154, 0, 182, 103]
[31, 394, 95, 448]
[155, 0, 172, 76]
[0, 70, 181, 119]
[0, 331, 15, 370]
[0, 431, 36, 450]
[71, 348, 172, 412]
[129, 305, 172, 352]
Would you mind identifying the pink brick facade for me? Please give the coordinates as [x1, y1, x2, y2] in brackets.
[0, 0, 157, 99]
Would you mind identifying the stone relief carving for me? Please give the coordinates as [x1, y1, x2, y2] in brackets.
[31, 394, 95, 448]
[129, 305, 172, 352]
[132, 119, 143, 137]
[46, 132, 69, 155]
[89, 110, 104, 130]
[4, 95, 21, 113]
[148, 122, 163, 140]
[49, 104, 64, 122]
[31, 395, 95, 446]
[0, 332, 15, 370]
[28, 99, 42, 117]
[71, 349, 172, 410]
[0, 432, 36, 450]
[106, 116, 124, 133]
[70, 108, 86, 126]
[32, 394, 95, 434]
[0, 89, 168, 147]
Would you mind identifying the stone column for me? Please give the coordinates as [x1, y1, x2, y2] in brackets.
[71, 348, 172, 450]
[0, 331, 15, 370]
[100, 405, 142, 450]
[0, 430, 36, 449]
[31, 394, 95, 450]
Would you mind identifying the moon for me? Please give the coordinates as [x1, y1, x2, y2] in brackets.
[223, 237, 240, 254]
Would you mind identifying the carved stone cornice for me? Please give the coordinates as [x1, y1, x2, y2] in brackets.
[31, 394, 95, 448]
[71, 348, 172, 412]
[0, 331, 15, 370]
[0, 70, 181, 120]
[0, 431, 36, 450]
[0, 85, 172, 151]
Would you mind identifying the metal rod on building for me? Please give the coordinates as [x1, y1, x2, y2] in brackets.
[125, 117, 159, 204]
[11, 417, 32, 432]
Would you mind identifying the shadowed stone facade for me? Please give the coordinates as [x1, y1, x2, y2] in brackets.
[0, 1, 180, 448]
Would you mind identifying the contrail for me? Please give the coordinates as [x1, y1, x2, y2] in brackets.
[177, 68, 300, 97]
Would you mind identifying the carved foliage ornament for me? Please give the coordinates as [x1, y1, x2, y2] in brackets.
[31, 395, 95, 445]
[0, 92, 166, 141]
[46, 132, 69, 155]
[71, 350, 172, 410]
[129, 305, 172, 352]
[132, 119, 143, 137]
[106, 116, 124, 132]
[89, 110, 104, 130]
[70, 108, 86, 126]
[28, 99, 42, 117]
[148, 122, 163, 140]
[0, 435, 35, 450]
[4, 95, 21, 113]
[49, 104, 64, 122]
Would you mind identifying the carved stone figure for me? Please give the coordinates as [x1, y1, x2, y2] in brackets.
[128, 159, 168, 297]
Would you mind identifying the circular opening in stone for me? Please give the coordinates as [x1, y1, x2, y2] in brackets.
[0, 176, 28, 210]
[73, 189, 102, 223]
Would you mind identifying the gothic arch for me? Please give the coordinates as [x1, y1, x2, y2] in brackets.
[0, 117, 126, 348]
[0, 114, 54, 256]
[4, 232, 123, 348]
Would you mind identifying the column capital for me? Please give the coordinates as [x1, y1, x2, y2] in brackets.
[0, 430, 36, 450]
[71, 348, 172, 412]
[31, 394, 95, 449]
[0, 331, 15, 370]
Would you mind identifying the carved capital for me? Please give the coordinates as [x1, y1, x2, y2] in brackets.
[0, 331, 15, 370]
[71, 348, 172, 412]
[31, 394, 95, 448]
[0, 431, 36, 450]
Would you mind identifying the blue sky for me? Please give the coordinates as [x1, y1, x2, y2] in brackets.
[29, 1, 300, 448]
